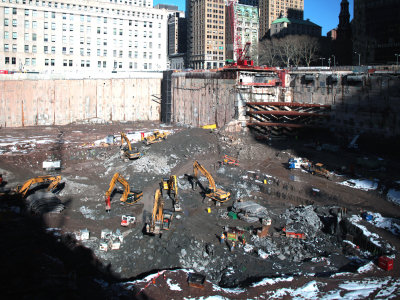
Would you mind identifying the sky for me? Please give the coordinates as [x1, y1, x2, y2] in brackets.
[153, 0, 354, 36]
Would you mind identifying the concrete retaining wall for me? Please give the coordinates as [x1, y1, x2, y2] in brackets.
[0, 77, 162, 127]
[172, 72, 236, 127]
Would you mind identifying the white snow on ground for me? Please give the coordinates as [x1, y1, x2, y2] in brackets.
[367, 212, 400, 236]
[338, 179, 378, 191]
[337, 279, 389, 299]
[348, 215, 383, 247]
[166, 278, 182, 291]
[79, 206, 96, 220]
[94, 129, 174, 145]
[387, 189, 400, 205]
[357, 261, 376, 273]
[264, 280, 321, 299]
[212, 284, 246, 295]
[251, 276, 294, 287]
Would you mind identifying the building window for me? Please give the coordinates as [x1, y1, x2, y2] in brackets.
[25, 58, 30, 65]
[44, 11, 49, 18]
[119, 50, 122, 58]
[81, 60, 85, 67]
[44, 34, 48, 42]
[62, 47, 66, 54]
[25, 20, 29, 29]
[80, 48, 84, 55]
[32, 45, 37, 53]
[51, 46, 55, 54]
[51, 23, 56, 30]
[32, 21, 37, 29]
[4, 44, 9, 52]
[4, 32, 9, 39]
[103, 61, 106, 68]
[44, 46, 48, 53]
[12, 57, 16, 65]
[86, 60, 90, 67]
[63, 59, 67, 66]
[103, 49, 107, 56]
[4, 18, 9, 26]
[12, 44, 16, 52]
[24, 45, 29, 52]
[32, 33, 37, 41]
[69, 60, 73, 67]
[69, 47, 74, 54]
[12, 19, 17, 27]
[4, 7, 10, 14]
[51, 59, 55, 66]
[44, 22, 48, 29]
[45, 59, 49, 66]
[51, 35, 56, 42]
[31, 58, 36, 66]
[12, 7, 17, 15]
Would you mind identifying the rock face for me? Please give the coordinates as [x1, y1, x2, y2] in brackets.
[280, 205, 322, 238]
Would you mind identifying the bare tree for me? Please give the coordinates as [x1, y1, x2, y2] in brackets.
[298, 36, 320, 67]
[258, 39, 279, 66]
[276, 36, 298, 68]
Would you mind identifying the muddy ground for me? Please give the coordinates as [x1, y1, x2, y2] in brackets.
[0, 121, 399, 298]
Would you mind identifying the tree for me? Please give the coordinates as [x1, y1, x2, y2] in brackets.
[258, 39, 279, 67]
[298, 36, 320, 67]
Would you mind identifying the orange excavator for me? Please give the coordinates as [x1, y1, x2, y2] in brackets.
[160, 175, 181, 212]
[120, 132, 143, 160]
[105, 172, 143, 212]
[143, 130, 168, 146]
[193, 161, 231, 203]
[146, 189, 173, 235]
[15, 175, 62, 197]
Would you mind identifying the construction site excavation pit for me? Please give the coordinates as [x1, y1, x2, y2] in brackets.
[0, 121, 400, 298]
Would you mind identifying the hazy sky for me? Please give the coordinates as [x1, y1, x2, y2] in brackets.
[153, 0, 354, 36]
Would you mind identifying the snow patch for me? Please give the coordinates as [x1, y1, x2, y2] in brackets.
[252, 276, 294, 287]
[387, 189, 400, 206]
[339, 179, 378, 191]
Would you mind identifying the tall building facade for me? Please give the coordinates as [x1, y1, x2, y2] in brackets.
[0, 0, 169, 73]
[225, 3, 258, 61]
[259, 0, 303, 39]
[334, 0, 352, 65]
[186, 0, 225, 69]
[270, 17, 321, 38]
[168, 11, 186, 56]
[353, 0, 400, 64]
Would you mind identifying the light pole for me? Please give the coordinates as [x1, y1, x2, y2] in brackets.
[328, 58, 331, 68]
[331, 55, 336, 67]
[319, 57, 325, 67]
[354, 51, 361, 66]
[395, 54, 400, 66]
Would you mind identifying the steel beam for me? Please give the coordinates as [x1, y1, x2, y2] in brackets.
[247, 110, 328, 117]
[247, 122, 308, 128]
[246, 102, 331, 108]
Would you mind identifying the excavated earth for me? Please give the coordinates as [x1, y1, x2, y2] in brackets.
[0, 121, 400, 298]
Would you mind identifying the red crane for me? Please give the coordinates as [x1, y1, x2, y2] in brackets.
[227, 0, 253, 67]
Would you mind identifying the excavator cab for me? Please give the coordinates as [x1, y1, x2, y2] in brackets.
[16, 175, 62, 197]
[126, 190, 143, 205]
[120, 132, 143, 160]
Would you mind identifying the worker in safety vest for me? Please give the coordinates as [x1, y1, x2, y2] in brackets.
[220, 233, 225, 244]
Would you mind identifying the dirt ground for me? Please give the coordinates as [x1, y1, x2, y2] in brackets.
[0, 121, 399, 298]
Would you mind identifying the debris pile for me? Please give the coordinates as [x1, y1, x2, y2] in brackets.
[231, 200, 270, 223]
[279, 206, 322, 238]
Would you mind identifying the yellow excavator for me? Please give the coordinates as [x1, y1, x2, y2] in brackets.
[160, 175, 181, 211]
[105, 172, 143, 212]
[120, 132, 143, 160]
[193, 161, 231, 203]
[143, 130, 168, 146]
[15, 175, 62, 197]
[146, 189, 173, 235]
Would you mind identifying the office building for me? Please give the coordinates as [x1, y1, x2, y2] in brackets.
[259, 0, 303, 39]
[168, 11, 186, 69]
[270, 17, 321, 38]
[186, 0, 226, 69]
[0, 0, 169, 73]
[353, 0, 400, 64]
[226, 3, 258, 61]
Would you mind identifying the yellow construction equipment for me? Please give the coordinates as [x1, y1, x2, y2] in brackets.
[160, 175, 181, 211]
[143, 130, 168, 145]
[15, 175, 62, 197]
[120, 132, 143, 160]
[146, 189, 164, 234]
[193, 161, 231, 203]
[105, 173, 143, 211]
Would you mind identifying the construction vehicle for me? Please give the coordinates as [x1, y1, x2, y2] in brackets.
[223, 155, 239, 166]
[288, 157, 309, 169]
[193, 161, 231, 203]
[146, 189, 165, 235]
[105, 173, 143, 211]
[143, 130, 168, 145]
[162, 210, 173, 230]
[15, 175, 62, 197]
[120, 132, 143, 160]
[303, 163, 331, 179]
[160, 175, 181, 212]
[121, 215, 136, 227]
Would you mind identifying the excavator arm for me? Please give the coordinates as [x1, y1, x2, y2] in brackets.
[105, 173, 142, 211]
[146, 189, 165, 234]
[120, 132, 133, 151]
[120, 132, 142, 160]
[193, 161, 231, 203]
[16, 175, 61, 197]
